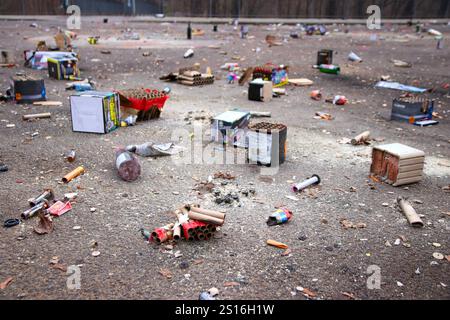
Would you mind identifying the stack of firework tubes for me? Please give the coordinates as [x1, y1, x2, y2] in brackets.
[149, 205, 225, 243]
[117, 88, 169, 121]
[177, 70, 214, 86]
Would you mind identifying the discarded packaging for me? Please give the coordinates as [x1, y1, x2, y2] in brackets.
[70, 91, 120, 134]
[371, 143, 425, 186]
[47, 201, 72, 217]
[375, 81, 427, 93]
[62, 166, 85, 183]
[267, 208, 293, 226]
[292, 175, 321, 192]
[126, 142, 183, 157]
[348, 51, 362, 62]
[397, 197, 424, 227]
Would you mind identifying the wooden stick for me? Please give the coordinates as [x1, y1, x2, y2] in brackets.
[22, 113, 51, 120]
[351, 131, 371, 145]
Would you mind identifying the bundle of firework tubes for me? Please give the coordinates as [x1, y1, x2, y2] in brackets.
[148, 205, 226, 244]
[117, 87, 169, 122]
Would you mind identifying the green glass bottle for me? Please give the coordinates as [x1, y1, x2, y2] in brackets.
[319, 64, 340, 75]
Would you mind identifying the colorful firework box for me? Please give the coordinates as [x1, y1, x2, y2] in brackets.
[252, 64, 288, 87]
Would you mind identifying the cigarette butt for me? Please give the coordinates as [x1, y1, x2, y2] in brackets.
[22, 112, 51, 120]
[267, 239, 289, 249]
[188, 211, 224, 225]
[190, 206, 226, 220]
[62, 166, 85, 183]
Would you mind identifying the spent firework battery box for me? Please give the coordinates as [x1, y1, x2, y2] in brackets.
[248, 122, 287, 167]
[370, 143, 425, 187]
[10, 75, 46, 104]
[211, 110, 250, 148]
[47, 57, 80, 80]
[391, 97, 434, 122]
[70, 91, 120, 134]
[248, 79, 273, 102]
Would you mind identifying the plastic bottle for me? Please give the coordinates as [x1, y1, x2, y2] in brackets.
[318, 64, 340, 75]
[114, 148, 141, 182]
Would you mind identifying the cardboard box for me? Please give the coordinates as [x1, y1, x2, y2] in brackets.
[391, 97, 433, 122]
[48, 57, 79, 80]
[70, 91, 120, 134]
[248, 122, 287, 167]
[248, 79, 272, 102]
[211, 110, 250, 147]
[370, 143, 425, 186]
[24, 51, 77, 70]
[10, 75, 46, 104]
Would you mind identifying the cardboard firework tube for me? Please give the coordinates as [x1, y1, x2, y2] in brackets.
[267, 239, 289, 249]
[292, 175, 321, 192]
[29, 188, 54, 207]
[21, 200, 48, 220]
[173, 224, 181, 241]
[187, 211, 224, 226]
[351, 131, 371, 145]
[62, 166, 85, 183]
[196, 232, 205, 240]
[22, 113, 51, 120]
[190, 206, 226, 220]
[397, 197, 424, 227]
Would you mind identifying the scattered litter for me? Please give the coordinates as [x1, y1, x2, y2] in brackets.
[351, 131, 371, 145]
[292, 175, 321, 192]
[340, 219, 366, 229]
[33, 101, 62, 106]
[0, 277, 13, 290]
[33, 211, 54, 235]
[392, 59, 412, 68]
[314, 112, 333, 120]
[92, 251, 101, 257]
[433, 252, 444, 260]
[375, 81, 428, 93]
[397, 197, 424, 227]
[184, 49, 194, 59]
[267, 239, 289, 249]
[348, 52, 362, 63]
[310, 90, 322, 100]
[267, 208, 293, 226]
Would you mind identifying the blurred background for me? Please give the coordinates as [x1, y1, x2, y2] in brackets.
[0, 0, 449, 19]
